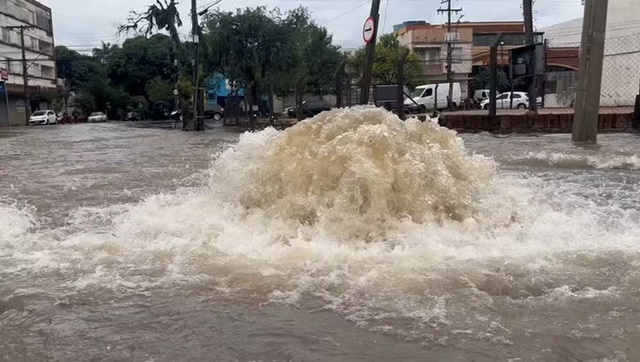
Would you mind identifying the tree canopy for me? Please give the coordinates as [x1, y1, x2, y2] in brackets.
[347, 33, 424, 89]
[202, 7, 344, 101]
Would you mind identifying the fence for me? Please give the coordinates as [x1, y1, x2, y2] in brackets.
[552, 33, 640, 108]
[601, 33, 640, 107]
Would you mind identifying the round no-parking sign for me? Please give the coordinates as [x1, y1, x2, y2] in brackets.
[363, 17, 375, 44]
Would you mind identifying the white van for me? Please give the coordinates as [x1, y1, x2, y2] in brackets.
[405, 82, 462, 111]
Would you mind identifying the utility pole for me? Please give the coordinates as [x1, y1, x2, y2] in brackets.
[437, 0, 462, 110]
[6, 25, 34, 124]
[191, 0, 202, 131]
[572, 0, 609, 144]
[522, 0, 537, 112]
[359, 0, 381, 105]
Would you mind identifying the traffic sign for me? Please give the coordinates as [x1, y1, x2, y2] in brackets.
[363, 17, 375, 44]
[0, 82, 6, 94]
[0, 68, 8, 81]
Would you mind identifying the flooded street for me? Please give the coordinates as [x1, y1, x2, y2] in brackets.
[2, 109, 640, 361]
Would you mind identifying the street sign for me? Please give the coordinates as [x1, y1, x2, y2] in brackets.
[0, 82, 5, 94]
[363, 17, 375, 44]
[173, 89, 179, 96]
[0, 68, 7, 81]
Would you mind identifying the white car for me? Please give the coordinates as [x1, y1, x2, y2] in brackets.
[28, 110, 57, 125]
[87, 112, 108, 122]
[481, 92, 530, 110]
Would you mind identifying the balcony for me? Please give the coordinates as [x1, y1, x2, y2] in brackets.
[421, 62, 444, 75]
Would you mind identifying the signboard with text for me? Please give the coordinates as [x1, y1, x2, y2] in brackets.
[0, 68, 8, 81]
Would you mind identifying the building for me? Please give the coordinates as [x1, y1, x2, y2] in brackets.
[395, 21, 473, 99]
[395, 21, 548, 98]
[0, 0, 56, 126]
[542, 0, 640, 106]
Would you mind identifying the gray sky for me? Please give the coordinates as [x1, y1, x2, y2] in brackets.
[43, 0, 584, 52]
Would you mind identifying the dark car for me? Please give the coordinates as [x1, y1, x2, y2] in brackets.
[204, 104, 224, 121]
[286, 99, 331, 118]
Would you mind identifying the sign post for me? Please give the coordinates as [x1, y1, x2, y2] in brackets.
[0, 81, 10, 127]
[359, 1, 381, 105]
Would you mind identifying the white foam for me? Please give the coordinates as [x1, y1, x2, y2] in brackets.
[2, 107, 639, 338]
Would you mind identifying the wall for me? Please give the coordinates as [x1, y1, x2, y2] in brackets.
[438, 112, 636, 133]
[0, 95, 28, 126]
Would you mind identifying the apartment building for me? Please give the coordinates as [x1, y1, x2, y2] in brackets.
[396, 21, 473, 98]
[395, 21, 545, 98]
[0, 0, 55, 126]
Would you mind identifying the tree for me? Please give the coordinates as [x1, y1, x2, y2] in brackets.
[473, 67, 510, 92]
[106, 34, 178, 99]
[55, 46, 105, 91]
[92, 42, 119, 64]
[347, 33, 424, 89]
[202, 6, 343, 121]
[145, 77, 174, 102]
[118, 0, 183, 51]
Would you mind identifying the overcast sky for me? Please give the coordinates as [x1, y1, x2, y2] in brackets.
[42, 0, 584, 52]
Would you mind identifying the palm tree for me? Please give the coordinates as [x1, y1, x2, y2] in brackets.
[117, 0, 183, 48]
[92, 42, 118, 64]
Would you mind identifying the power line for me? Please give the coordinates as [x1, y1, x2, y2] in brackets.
[320, 0, 369, 26]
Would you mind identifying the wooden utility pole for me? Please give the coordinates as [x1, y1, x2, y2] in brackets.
[359, 0, 381, 105]
[438, 0, 462, 110]
[572, 0, 609, 144]
[522, 0, 538, 112]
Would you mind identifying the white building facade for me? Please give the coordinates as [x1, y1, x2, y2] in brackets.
[0, 0, 55, 126]
[543, 1, 640, 107]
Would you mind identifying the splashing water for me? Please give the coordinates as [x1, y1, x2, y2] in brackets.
[2, 116, 640, 360]
[210, 106, 495, 240]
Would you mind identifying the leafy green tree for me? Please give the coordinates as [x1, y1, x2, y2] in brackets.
[347, 33, 424, 89]
[92, 42, 119, 64]
[106, 34, 178, 99]
[202, 6, 343, 120]
[145, 77, 174, 102]
[55, 46, 105, 91]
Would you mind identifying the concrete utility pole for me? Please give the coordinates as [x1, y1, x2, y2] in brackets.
[522, 0, 538, 112]
[191, 0, 203, 131]
[572, 0, 609, 144]
[437, 0, 462, 110]
[6, 25, 34, 124]
[359, 0, 381, 105]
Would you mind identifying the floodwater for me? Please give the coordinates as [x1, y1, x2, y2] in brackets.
[1, 107, 640, 362]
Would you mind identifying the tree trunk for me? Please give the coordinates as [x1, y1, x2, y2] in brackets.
[268, 83, 274, 126]
[296, 78, 304, 122]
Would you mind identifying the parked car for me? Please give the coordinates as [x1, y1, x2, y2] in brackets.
[87, 112, 108, 122]
[28, 110, 57, 125]
[481, 92, 530, 110]
[286, 99, 331, 118]
[204, 104, 225, 121]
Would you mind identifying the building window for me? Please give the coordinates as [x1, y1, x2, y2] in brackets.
[36, 13, 51, 32]
[9, 60, 21, 74]
[39, 39, 53, 55]
[2, 28, 11, 43]
[0, 0, 7, 11]
[416, 48, 441, 64]
[451, 47, 463, 64]
[30, 36, 38, 51]
[41, 65, 55, 79]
